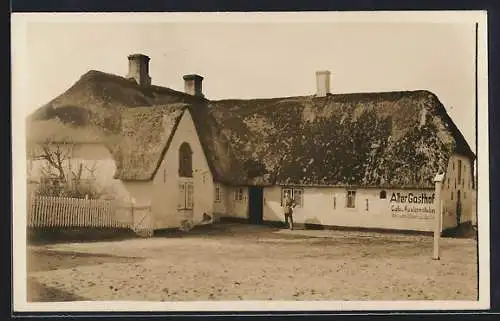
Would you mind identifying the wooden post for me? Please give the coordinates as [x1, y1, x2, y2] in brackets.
[433, 173, 445, 260]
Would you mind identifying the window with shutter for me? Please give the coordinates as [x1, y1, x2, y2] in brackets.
[179, 142, 193, 177]
[458, 159, 462, 182]
[178, 182, 186, 209]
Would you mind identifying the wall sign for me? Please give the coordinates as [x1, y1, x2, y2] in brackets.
[390, 192, 435, 219]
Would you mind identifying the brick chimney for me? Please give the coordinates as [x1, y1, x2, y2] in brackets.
[126, 54, 151, 86]
[315, 70, 331, 97]
[183, 74, 204, 97]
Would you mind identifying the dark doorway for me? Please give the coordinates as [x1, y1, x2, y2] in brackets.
[456, 190, 462, 228]
[248, 187, 264, 224]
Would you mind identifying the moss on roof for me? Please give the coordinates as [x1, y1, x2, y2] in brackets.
[27, 70, 474, 188]
[206, 90, 474, 188]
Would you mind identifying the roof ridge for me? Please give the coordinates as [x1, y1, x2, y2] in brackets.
[80, 69, 192, 98]
[209, 89, 435, 104]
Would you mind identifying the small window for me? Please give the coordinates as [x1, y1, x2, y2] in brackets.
[379, 190, 387, 199]
[453, 162, 455, 170]
[163, 169, 167, 183]
[333, 195, 336, 209]
[365, 199, 369, 211]
[447, 177, 450, 189]
[215, 184, 221, 202]
[346, 190, 356, 208]
[451, 191, 454, 200]
[455, 179, 457, 189]
[294, 189, 304, 208]
[234, 188, 244, 201]
[281, 188, 303, 208]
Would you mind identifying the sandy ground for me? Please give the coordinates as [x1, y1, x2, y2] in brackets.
[27, 223, 478, 302]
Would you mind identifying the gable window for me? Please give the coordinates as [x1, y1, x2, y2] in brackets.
[215, 184, 221, 202]
[379, 190, 387, 199]
[281, 188, 304, 208]
[457, 159, 462, 183]
[179, 142, 193, 178]
[346, 190, 356, 208]
[234, 187, 244, 202]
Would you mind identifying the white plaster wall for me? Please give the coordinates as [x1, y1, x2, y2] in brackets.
[441, 153, 476, 230]
[151, 110, 215, 229]
[263, 186, 437, 232]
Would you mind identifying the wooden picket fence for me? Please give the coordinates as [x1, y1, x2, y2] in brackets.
[27, 195, 133, 229]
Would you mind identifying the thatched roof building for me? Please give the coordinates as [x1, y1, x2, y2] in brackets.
[27, 65, 474, 189]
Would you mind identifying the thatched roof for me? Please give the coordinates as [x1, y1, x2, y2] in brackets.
[206, 91, 474, 188]
[111, 104, 187, 181]
[28, 70, 206, 134]
[27, 70, 474, 189]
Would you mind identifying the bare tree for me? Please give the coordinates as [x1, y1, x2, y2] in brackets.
[35, 138, 74, 182]
[30, 138, 103, 199]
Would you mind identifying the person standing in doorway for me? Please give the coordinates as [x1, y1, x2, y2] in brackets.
[283, 191, 296, 230]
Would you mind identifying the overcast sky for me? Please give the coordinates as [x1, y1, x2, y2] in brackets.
[16, 15, 479, 150]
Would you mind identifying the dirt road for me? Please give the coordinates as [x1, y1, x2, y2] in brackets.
[27, 223, 478, 301]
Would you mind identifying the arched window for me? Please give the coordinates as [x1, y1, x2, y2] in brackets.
[179, 142, 193, 177]
[380, 190, 387, 199]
